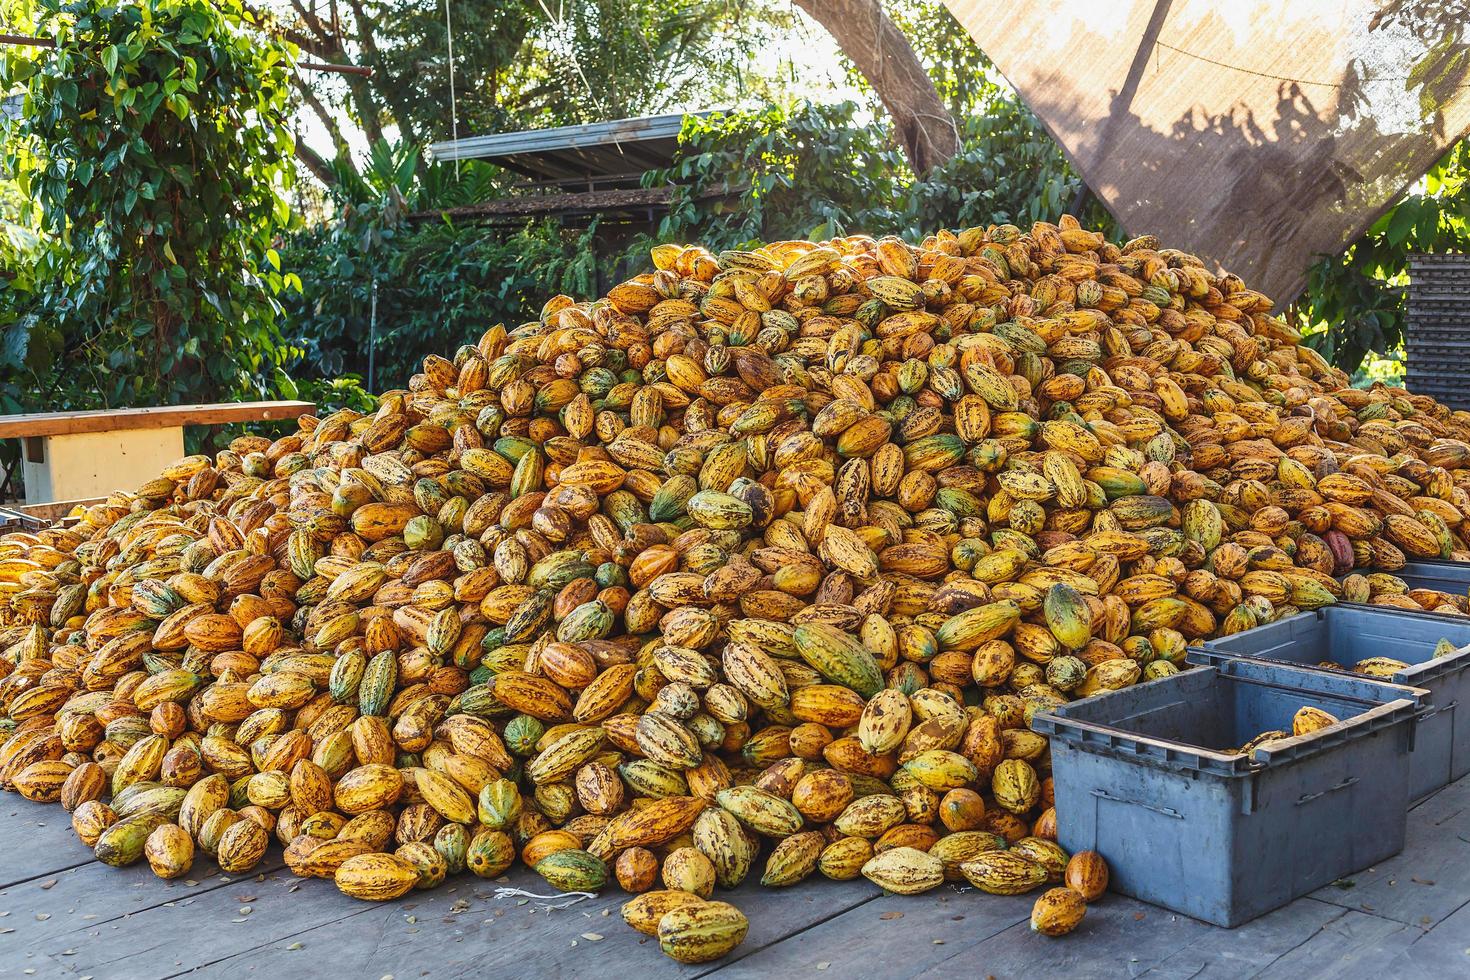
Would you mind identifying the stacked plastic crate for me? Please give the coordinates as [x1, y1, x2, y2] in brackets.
[1407, 253, 1470, 409]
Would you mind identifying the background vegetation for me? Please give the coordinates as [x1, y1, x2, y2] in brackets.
[2, 0, 1466, 429]
[1, 0, 304, 414]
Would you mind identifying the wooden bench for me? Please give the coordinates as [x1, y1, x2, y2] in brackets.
[0, 401, 316, 505]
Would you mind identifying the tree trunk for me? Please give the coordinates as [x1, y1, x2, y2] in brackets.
[792, 0, 958, 173]
[294, 138, 336, 187]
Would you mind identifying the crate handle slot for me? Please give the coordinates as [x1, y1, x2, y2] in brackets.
[1090, 788, 1184, 819]
[1294, 775, 1359, 806]
[1417, 699, 1457, 723]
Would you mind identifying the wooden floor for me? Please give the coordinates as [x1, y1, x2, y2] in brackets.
[5, 778, 1470, 979]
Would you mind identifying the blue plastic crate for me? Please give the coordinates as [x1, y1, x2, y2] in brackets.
[1189, 605, 1470, 801]
[1033, 659, 1423, 927]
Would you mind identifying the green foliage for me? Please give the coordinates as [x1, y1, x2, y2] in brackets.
[268, 0, 786, 159]
[872, 0, 998, 119]
[279, 142, 600, 390]
[645, 97, 1107, 251]
[904, 107, 1113, 239]
[502, 0, 783, 127]
[649, 102, 909, 249]
[0, 0, 299, 411]
[1299, 141, 1470, 378]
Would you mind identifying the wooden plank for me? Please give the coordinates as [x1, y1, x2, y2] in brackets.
[22, 426, 186, 507]
[6, 771, 1470, 976]
[4, 796, 878, 979]
[1406, 771, 1470, 827]
[903, 895, 1210, 980]
[1308, 812, 1470, 926]
[2, 859, 251, 951]
[15, 855, 291, 974]
[2, 848, 284, 961]
[1246, 907, 1423, 976]
[416, 187, 674, 221]
[1383, 897, 1470, 974]
[0, 798, 97, 888]
[705, 885, 1031, 978]
[1134, 898, 1347, 979]
[905, 899, 1389, 980]
[175, 872, 880, 980]
[723, 890, 1209, 979]
[722, 888, 1353, 979]
[0, 401, 316, 439]
[15, 497, 105, 523]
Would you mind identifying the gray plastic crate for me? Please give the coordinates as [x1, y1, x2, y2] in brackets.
[1033, 659, 1423, 927]
[1357, 560, 1470, 604]
[1189, 606, 1470, 801]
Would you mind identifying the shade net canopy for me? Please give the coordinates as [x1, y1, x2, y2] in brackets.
[942, 0, 1470, 304]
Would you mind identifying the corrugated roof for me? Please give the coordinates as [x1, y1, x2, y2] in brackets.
[428, 112, 716, 184]
[406, 186, 675, 224]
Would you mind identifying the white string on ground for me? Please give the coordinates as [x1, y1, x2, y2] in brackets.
[492, 886, 599, 911]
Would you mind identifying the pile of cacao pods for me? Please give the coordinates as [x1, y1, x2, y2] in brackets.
[1341, 571, 1470, 615]
[4, 216, 1470, 961]
[1228, 704, 1343, 757]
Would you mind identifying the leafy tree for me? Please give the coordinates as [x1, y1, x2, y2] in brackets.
[0, 0, 301, 411]
[278, 139, 599, 388]
[791, 0, 956, 172]
[882, 0, 1000, 120]
[247, 0, 788, 184]
[645, 97, 1106, 248]
[648, 102, 908, 248]
[905, 104, 1112, 239]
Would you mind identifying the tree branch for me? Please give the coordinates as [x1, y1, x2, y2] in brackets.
[292, 74, 352, 160]
[791, 0, 957, 173]
[293, 136, 336, 186]
[239, 1, 339, 62]
[288, 0, 338, 46]
[343, 0, 416, 145]
[345, 74, 386, 148]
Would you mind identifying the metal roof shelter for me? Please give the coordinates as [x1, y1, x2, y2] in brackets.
[427, 111, 712, 191]
[418, 112, 730, 292]
[416, 111, 730, 238]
